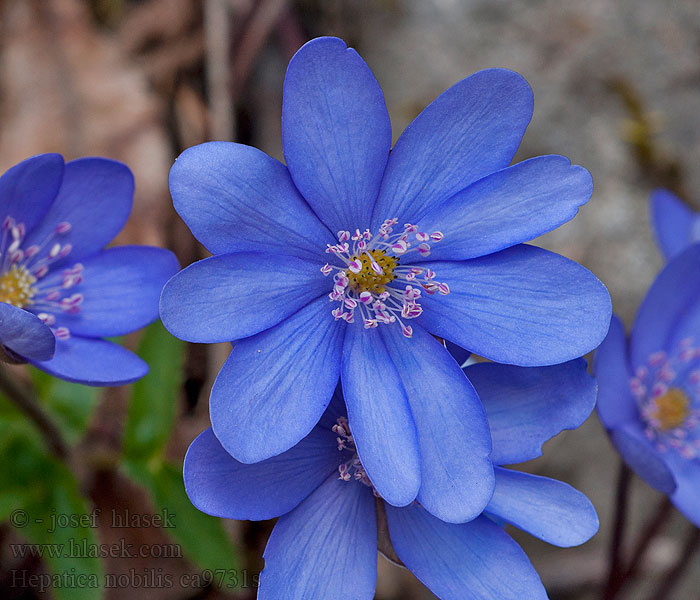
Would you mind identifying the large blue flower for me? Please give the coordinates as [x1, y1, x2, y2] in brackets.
[650, 188, 700, 260]
[0, 154, 178, 385]
[160, 36, 611, 520]
[184, 359, 598, 600]
[596, 243, 700, 525]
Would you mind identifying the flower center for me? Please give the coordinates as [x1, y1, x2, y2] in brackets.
[332, 417, 379, 496]
[347, 249, 397, 294]
[630, 339, 700, 459]
[0, 217, 84, 341]
[321, 219, 448, 338]
[651, 388, 689, 431]
[0, 265, 37, 308]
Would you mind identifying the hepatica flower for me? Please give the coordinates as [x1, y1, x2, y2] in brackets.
[0, 154, 178, 384]
[650, 188, 700, 260]
[596, 243, 700, 524]
[160, 36, 611, 521]
[184, 359, 599, 600]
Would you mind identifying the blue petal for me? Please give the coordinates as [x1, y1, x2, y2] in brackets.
[282, 37, 391, 233]
[485, 467, 599, 547]
[412, 156, 592, 261]
[341, 326, 421, 506]
[629, 243, 700, 369]
[381, 324, 493, 523]
[466, 358, 596, 465]
[22, 158, 133, 268]
[41, 246, 178, 337]
[610, 423, 676, 494]
[386, 504, 547, 600]
[210, 297, 344, 463]
[649, 189, 697, 260]
[371, 68, 533, 228]
[30, 336, 148, 385]
[664, 452, 700, 527]
[170, 142, 335, 262]
[0, 154, 64, 234]
[259, 475, 377, 600]
[159, 252, 330, 343]
[595, 314, 638, 430]
[0, 302, 55, 361]
[417, 244, 612, 366]
[184, 427, 340, 521]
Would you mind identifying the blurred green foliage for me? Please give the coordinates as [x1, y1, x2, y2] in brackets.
[0, 321, 239, 596]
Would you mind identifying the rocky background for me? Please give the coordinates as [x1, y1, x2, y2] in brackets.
[1, 1, 699, 598]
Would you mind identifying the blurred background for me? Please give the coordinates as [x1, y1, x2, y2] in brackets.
[0, 0, 699, 598]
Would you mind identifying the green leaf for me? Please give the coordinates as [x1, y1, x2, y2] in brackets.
[1, 421, 103, 600]
[123, 459, 239, 575]
[123, 321, 184, 461]
[29, 368, 100, 445]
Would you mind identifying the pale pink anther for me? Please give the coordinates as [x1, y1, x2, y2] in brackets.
[363, 318, 378, 329]
[417, 243, 431, 256]
[416, 232, 429, 242]
[401, 324, 413, 338]
[430, 231, 444, 242]
[359, 291, 372, 304]
[348, 260, 362, 274]
[437, 283, 450, 295]
[37, 313, 55, 325]
[367, 253, 383, 275]
[649, 351, 666, 367]
[344, 298, 358, 310]
[321, 263, 332, 276]
[337, 230, 350, 242]
[49, 243, 61, 259]
[425, 269, 435, 280]
[401, 304, 422, 319]
[55, 222, 72, 234]
[54, 327, 70, 340]
[391, 240, 408, 254]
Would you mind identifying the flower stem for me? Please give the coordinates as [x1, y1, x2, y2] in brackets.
[620, 497, 673, 584]
[603, 461, 632, 600]
[0, 365, 68, 460]
[646, 525, 700, 600]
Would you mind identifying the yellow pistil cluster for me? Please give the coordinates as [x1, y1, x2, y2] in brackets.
[347, 249, 397, 294]
[652, 388, 690, 431]
[0, 265, 37, 308]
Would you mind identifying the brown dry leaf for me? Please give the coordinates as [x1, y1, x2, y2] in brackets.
[0, 0, 173, 248]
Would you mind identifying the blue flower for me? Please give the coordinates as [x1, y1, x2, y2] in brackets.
[650, 188, 700, 260]
[596, 243, 700, 525]
[0, 154, 178, 385]
[184, 359, 599, 600]
[160, 36, 611, 520]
